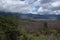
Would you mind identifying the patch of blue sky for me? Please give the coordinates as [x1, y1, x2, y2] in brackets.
[32, 6, 40, 12]
[32, 9, 38, 12]
[28, 0, 37, 5]
[35, 6, 40, 8]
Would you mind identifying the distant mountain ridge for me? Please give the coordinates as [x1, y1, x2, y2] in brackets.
[19, 14, 60, 20]
[0, 12, 60, 20]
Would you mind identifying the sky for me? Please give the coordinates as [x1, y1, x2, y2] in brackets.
[0, 0, 60, 15]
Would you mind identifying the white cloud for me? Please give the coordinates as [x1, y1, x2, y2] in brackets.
[51, 1, 60, 7]
[0, 0, 60, 15]
[0, 0, 35, 13]
[37, 0, 60, 15]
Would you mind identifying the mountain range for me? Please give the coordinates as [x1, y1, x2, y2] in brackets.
[0, 11, 60, 20]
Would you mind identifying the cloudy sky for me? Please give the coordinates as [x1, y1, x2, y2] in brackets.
[0, 0, 60, 15]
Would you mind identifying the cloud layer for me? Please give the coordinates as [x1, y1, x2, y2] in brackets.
[0, 0, 60, 15]
[0, 0, 34, 13]
[38, 0, 60, 15]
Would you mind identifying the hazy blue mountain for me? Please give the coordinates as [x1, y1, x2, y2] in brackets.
[0, 12, 60, 20]
[19, 14, 60, 20]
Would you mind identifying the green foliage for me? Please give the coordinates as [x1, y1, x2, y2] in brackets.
[0, 15, 20, 40]
[44, 22, 48, 30]
[57, 29, 60, 33]
[0, 14, 60, 40]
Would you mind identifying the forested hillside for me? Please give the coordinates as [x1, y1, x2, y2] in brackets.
[0, 13, 60, 40]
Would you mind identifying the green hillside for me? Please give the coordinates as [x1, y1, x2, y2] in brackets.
[0, 14, 60, 40]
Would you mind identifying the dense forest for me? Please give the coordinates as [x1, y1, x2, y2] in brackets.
[0, 13, 60, 40]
